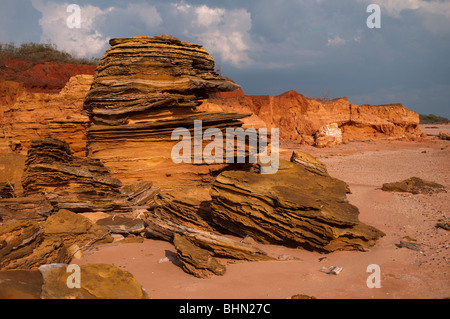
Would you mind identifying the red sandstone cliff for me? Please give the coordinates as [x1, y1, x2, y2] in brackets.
[0, 75, 92, 156]
[201, 89, 425, 146]
[0, 58, 96, 155]
[0, 59, 96, 94]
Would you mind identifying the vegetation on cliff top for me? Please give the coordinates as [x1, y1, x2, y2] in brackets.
[0, 42, 99, 65]
[419, 114, 449, 124]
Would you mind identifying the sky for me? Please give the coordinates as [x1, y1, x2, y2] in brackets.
[1, 0, 449, 118]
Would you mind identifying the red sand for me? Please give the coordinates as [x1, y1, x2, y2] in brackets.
[75, 124, 450, 299]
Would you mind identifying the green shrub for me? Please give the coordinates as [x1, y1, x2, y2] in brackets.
[419, 114, 449, 124]
[0, 42, 99, 65]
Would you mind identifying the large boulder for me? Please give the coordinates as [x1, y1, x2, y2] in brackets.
[0, 269, 44, 299]
[0, 263, 150, 299]
[0, 220, 69, 270]
[42, 209, 113, 248]
[314, 123, 343, 148]
[0, 209, 114, 271]
[173, 233, 226, 278]
[210, 158, 385, 253]
[39, 263, 149, 299]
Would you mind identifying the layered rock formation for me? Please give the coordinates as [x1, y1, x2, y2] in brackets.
[42, 209, 113, 249]
[0, 220, 69, 270]
[21, 136, 127, 213]
[202, 89, 425, 145]
[0, 35, 391, 282]
[83, 35, 248, 188]
[0, 195, 53, 221]
[0, 75, 93, 156]
[0, 208, 115, 271]
[173, 233, 226, 278]
[210, 155, 385, 252]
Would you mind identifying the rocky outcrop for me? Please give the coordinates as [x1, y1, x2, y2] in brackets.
[96, 215, 145, 234]
[173, 233, 226, 278]
[0, 35, 391, 281]
[210, 158, 385, 253]
[0, 263, 149, 299]
[0, 208, 114, 271]
[314, 123, 342, 148]
[0, 220, 69, 270]
[21, 136, 127, 213]
[290, 150, 328, 176]
[382, 177, 447, 195]
[202, 89, 425, 146]
[83, 35, 248, 188]
[42, 209, 113, 248]
[0, 195, 52, 221]
[144, 212, 272, 262]
[39, 263, 149, 299]
[0, 75, 93, 156]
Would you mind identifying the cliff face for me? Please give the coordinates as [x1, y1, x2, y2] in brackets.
[0, 75, 92, 157]
[83, 35, 246, 188]
[202, 89, 424, 146]
[0, 59, 96, 94]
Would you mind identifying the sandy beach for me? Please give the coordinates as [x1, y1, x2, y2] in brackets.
[74, 124, 449, 299]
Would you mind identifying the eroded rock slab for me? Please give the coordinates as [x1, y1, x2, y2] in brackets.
[290, 150, 328, 176]
[382, 177, 447, 195]
[144, 213, 272, 262]
[0, 269, 43, 299]
[0, 220, 69, 270]
[39, 263, 149, 299]
[0, 263, 149, 299]
[21, 136, 132, 213]
[0, 194, 53, 221]
[210, 159, 385, 252]
[42, 209, 113, 248]
[173, 233, 226, 278]
[96, 215, 145, 234]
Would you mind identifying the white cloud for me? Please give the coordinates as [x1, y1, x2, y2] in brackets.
[31, 1, 163, 58]
[174, 4, 254, 67]
[31, 0, 108, 57]
[327, 35, 347, 47]
[194, 5, 225, 27]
